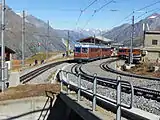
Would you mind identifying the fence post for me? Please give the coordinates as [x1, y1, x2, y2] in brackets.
[116, 76, 121, 120]
[60, 70, 63, 92]
[77, 73, 81, 102]
[5, 63, 9, 88]
[67, 73, 70, 94]
[92, 73, 97, 111]
[6, 63, 8, 82]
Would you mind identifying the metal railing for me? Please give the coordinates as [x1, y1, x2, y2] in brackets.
[58, 70, 134, 120]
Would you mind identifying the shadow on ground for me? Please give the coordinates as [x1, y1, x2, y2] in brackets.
[2, 91, 84, 120]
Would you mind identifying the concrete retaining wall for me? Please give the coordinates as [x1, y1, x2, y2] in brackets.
[0, 96, 50, 120]
[9, 72, 20, 87]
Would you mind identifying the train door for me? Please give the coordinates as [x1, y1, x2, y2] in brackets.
[81, 47, 89, 60]
[74, 47, 81, 59]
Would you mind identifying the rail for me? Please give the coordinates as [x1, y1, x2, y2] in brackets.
[58, 70, 134, 120]
[103, 59, 160, 81]
[20, 60, 74, 84]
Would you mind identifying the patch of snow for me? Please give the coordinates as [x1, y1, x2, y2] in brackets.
[16, 13, 30, 23]
[16, 13, 22, 18]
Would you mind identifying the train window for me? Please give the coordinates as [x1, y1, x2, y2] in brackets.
[119, 49, 124, 52]
[75, 47, 81, 53]
[82, 48, 88, 53]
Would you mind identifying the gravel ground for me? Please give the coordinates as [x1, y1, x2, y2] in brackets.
[64, 60, 160, 116]
[82, 58, 160, 90]
[27, 63, 69, 84]
[107, 59, 160, 90]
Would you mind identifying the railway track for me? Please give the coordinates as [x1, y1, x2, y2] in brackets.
[70, 61, 160, 102]
[102, 59, 160, 81]
[20, 60, 73, 84]
[61, 62, 160, 119]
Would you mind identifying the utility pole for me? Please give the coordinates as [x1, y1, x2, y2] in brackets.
[1, 0, 6, 92]
[46, 20, 49, 61]
[66, 31, 70, 57]
[130, 15, 134, 65]
[22, 10, 25, 68]
[142, 23, 146, 48]
[94, 34, 96, 45]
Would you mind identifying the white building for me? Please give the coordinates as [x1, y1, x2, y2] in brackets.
[142, 31, 160, 61]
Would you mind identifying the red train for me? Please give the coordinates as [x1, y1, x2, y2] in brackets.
[74, 43, 113, 61]
[117, 47, 141, 61]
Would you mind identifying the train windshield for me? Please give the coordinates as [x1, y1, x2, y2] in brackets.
[119, 49, 127, 52]
[75, 47, 81, 53]
[82, 48, 88, 53]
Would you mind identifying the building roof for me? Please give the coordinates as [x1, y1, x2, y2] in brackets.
[111, 42, 124, 46]
[0, 45, 16, 54]
[77, 36, 113, 44]
[95, 36, 113, 42]
[145, 31, 160, 35]
[142, 47, 160, 52]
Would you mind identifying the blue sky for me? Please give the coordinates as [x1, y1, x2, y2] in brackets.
[7, 0, 160, 30]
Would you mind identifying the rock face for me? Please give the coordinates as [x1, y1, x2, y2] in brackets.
[103, 13, 160, 47]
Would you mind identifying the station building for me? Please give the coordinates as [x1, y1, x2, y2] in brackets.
[77, 36, 113, 45]
[0, 46, 16, 69]
[142, 31, 160, 62]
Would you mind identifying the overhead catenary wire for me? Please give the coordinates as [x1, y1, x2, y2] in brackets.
[83, 0, 115, 29]
[102, 0, 160, 37]
[137, 0, 160, 12]
[108, 8, 160, 41]
[136, 8, 160, 20]
[109, 12, 134, 29]
[75, 0, 98, 27]
[124, 8, 159, 22]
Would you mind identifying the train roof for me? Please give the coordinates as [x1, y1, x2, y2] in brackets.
[75, 43, 111, 48]
[119, 47, 141, 49]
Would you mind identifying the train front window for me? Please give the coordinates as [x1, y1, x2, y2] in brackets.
[119, 49, 124, 52]
[82, 48, 88, 53]
[75, 47, 81, 53]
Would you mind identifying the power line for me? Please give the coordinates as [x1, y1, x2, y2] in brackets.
[137, 0, 160, 11]
[83, 0, 115, 29]
[136, 8, 160, 20]
[83, 0, 99, 12]
[75, 10, 83, 27]
[105, 8, 160, 43]
[96, 0, 115, 12]
[124, 8, 160, 22]
[76, 0, 98, 27]
[102, 0, 160, 37]
[83, 10, 97, 29]
[109, 12, 134, 29]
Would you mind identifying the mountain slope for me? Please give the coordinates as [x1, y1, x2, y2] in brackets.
[0, 5, 88, 59]
[104, 13, 160, 46]
[25, 15, 88, 49]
